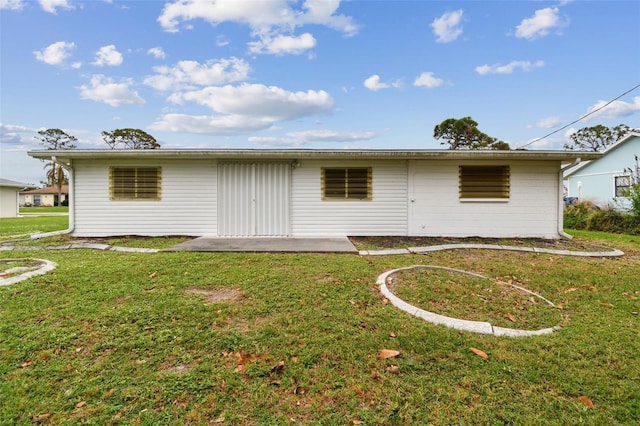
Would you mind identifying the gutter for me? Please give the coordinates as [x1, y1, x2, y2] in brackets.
[558, 158, 581, 239]
[31, 156, 75, 239]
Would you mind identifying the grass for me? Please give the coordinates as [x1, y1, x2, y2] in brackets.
[1, 224, 639, 424]
[0, 216, 69, 241]
[19, 207, 69, 214]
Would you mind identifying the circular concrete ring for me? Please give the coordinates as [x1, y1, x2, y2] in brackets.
[0, 258, 57, 287]
[377, 265, 562, 337]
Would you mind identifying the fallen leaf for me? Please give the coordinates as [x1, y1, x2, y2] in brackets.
[556, 303, 564, 310]
[20, 360, 33, 368]
[386, 365, 399, 374]
[377, 349, 400, 359]
[469, 347, 489, 359]
[213, 415, 225, 423]
[506, 313, 517, 323]
[622, 292, 638, 300]
[76, 401, 86, 408]
[270, 360, 285, 374]
[599, 302, 615, 308]
[32, 413, 51, 422]
[583, 285, 597, 291]
[578, 395, 594, 408]
[381, 298, 389, 305]
[389, 332, 397, 338]
[148, 272, 159, 278]
[564, 288, 578, 293]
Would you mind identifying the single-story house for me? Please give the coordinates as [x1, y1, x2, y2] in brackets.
[27, 149, 600, 239]
[0, 178, 31, 218]
[21, 185, 69, 207]
[564, 132, 639, 209]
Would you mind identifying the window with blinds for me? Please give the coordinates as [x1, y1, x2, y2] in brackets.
[322, 168, 372, 200]
[110, 167, 161, 200]
[459, 165, 510, 199]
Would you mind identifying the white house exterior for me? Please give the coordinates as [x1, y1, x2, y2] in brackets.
[564, 132, 639, 208]
[0, 178, 30, 218]
[21, 185, 69, 207]
[28, 149, 600, 239]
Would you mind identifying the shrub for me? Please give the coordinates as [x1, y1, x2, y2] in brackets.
[564, 200, 599, 230]
[564, 201, 640, 235]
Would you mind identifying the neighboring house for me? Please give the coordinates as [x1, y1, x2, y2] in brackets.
[28, 149, 600, 239]
[21, 185, 69, 207]
[0, 178, 31, 218]
[564, 132, 640, 209]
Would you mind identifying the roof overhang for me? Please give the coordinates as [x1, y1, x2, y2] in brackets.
[28, 149, 603, 164]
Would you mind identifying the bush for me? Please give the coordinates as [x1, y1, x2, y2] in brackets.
[564, 201, 640, 235]
[564, 200, 599, 230]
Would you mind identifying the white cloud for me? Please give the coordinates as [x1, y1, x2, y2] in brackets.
[364, 75, 388, 91]
[529, 116, 562, 129]
[413, 72, 445, 89]
[584, 96, 640, 120]
[431, 9, 463, 43]
[92, 45, 123, 67]
[148, 47, 166, 59]
[216, 35, 230, 47]
[475, 60, 544, 75]
[78, 74, 145, 107]
[144, 57, 250, 91]
[0, 0, 23, 10]
[38, 0, 73, 14]
[151, 83, 333, 135]
[33, 41, 76, 66]
[515, 7, 567, 40]
[249, 129, 376, 147]
[287, 129, 376, 142]
[157, 0, 357, 55]
[363, 75, 402, 91]
[248, 33, 316, 55]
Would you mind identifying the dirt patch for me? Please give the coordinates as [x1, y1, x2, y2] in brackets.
[185, 287, 243, 303]
[350, 236, 613, 252]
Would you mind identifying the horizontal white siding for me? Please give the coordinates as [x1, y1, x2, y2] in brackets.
[72, 159, 217, 237]
[409, 160, 561, 238]
[291, 160, 408, 237]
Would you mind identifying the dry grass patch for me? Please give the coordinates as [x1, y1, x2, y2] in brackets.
[185, 287, 243, 304]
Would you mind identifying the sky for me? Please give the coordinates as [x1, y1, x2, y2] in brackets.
[1, 0, 639, 185]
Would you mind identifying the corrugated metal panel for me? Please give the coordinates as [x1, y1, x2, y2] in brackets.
[218, 162, 290, 236]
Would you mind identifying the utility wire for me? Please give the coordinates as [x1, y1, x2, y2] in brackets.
[516, 83, 640, 150]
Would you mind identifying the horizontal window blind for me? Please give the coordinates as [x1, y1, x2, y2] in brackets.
[110, 167, 161, 200]
[322, 168, 372, 200]
[459, 165, 509, 199]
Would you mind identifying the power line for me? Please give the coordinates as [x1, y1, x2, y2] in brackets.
[516, 83, 640, 150]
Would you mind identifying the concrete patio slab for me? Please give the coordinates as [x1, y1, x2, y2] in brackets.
[163, 237, 358, 253]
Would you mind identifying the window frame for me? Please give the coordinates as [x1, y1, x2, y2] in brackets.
[458, 165, 510, 201]
[321, 167, 372, 201]
[109, 166, 162, 201]
[614, 175, 631, 198]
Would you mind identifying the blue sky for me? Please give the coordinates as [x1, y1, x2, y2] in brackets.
[1, 0, 639, 185]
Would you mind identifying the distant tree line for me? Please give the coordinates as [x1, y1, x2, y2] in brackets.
[34, 127, 160, 203]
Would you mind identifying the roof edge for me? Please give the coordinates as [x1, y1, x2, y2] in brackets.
[28, 148, 602, 162]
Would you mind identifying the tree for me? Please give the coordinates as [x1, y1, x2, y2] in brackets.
[563, 124, 635, 152]
[433, 117, 510, 150]
[34, 128, 77, 206]
[102, 128, 160, 149]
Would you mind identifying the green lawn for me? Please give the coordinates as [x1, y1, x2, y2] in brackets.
[0, 228, 638, 424]
[19, 206, 69, 214]
[0, 215, 69, 241]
